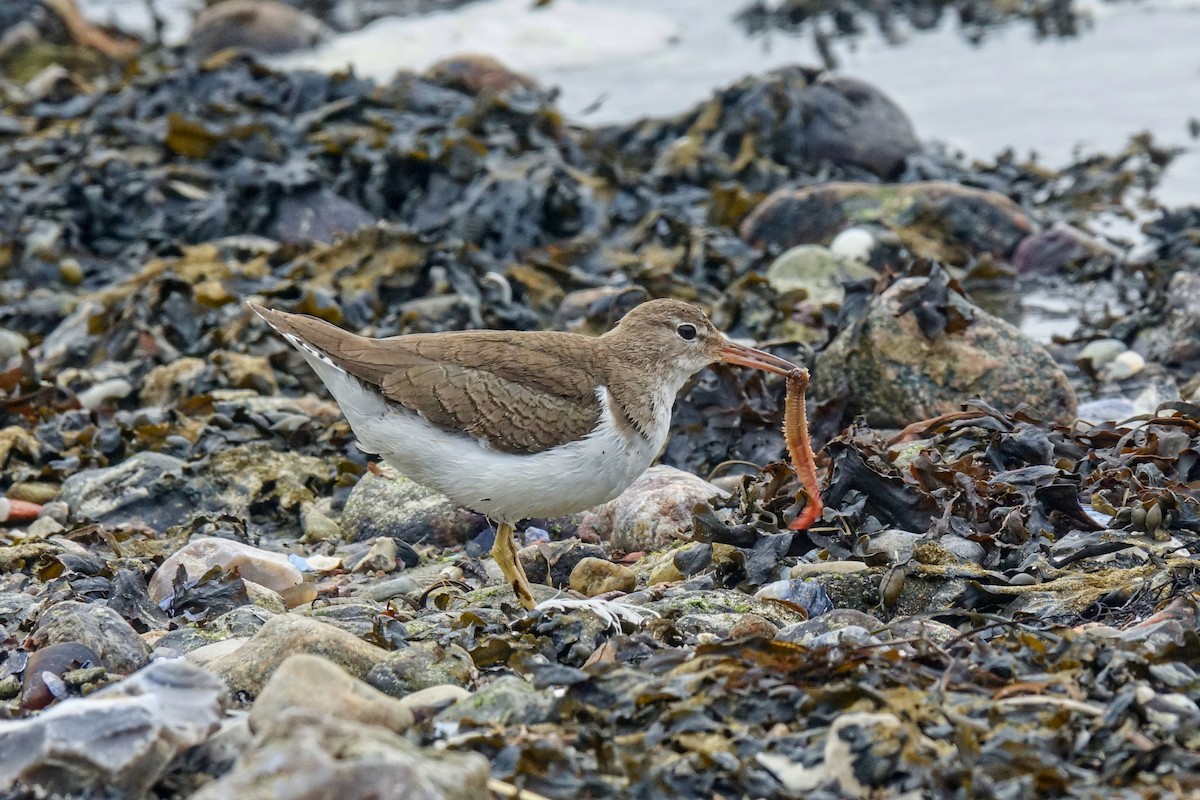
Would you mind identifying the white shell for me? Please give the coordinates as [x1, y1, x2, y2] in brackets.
[829, 227, 876, 263]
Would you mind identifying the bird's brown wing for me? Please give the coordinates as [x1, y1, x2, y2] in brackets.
[251, 305, 604, 454]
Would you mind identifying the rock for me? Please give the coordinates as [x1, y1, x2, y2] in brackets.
[765, 245, 877, 306]
[194, 443, 331, 518]
[741, 181, 1034, 265]
[434, 675, 553, 727]
[205, 614, 389, 698]
[519, 539, 608, 588]
[675, 612, 769, 639]
[365, 575, 420, 602]
[804, 75, 920, 178]
[1076, 338, 1127, 378]
[425, 54, 539, 95]
[250, 654, 418, 734]
[754, 579, 834, 616]
[7, 481, 60, 505]
[243, 580, 288, 613]
[0, 660, 226, 796]
[936, 535, 986, 565]
[189, 0, 330, 58]
[645, 588, 807, 628]
[212, 605, 276, 640]
[569, 557, 637, 596]
[778, 609, 886, 645]
[31, 601, 149, 674]
[270, 187, 378, 244]
[189, 709, 489, 800]
[577, 465, 725, 552]
[341, 469, 484, 547]
[814, 274, 1077, 426]
[825, 712, 907, 798]
[305, 601, 386, 639]
[139, 357, 208, 407]
[728, 614, 780, 639]
[76, 377, 133, 410]
[1011, 223, 1118, 277]
[869, 529, 923, 562]
[399, 684, 472, 719]
[353, 536, 398, 573]
[185, 637, 249, 669]
[365, 642, 475, 698]
[300, 500, 342, 542]
[57, 451, 195, 529]
[0, 328, 29, 361]
[790, 561, 869, 579]
[148, 536, 303, 605]
[17, 642, 102, 711]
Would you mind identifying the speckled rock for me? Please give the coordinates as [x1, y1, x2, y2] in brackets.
[0, 660, 226, 796]
[190, 709, 489, 800]
[340, 469, 485, 547]
[742, 181, 1034, 265]
[148, 537, 302, 605]
[205, 614, 389, 698]
[814, 275, 1077, 426]
[31, 601, 149, 674]
[578, 465, 726, 552]
[365, 642, 475, 698]
[569, 557, 637, 596]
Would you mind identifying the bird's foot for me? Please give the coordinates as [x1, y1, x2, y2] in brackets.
[535, 597, 660, 630]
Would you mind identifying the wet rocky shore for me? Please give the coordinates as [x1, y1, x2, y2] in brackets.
[2, 2, 1199, 798]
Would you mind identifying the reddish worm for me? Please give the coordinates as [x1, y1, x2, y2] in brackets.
[784, 368, 823, 530]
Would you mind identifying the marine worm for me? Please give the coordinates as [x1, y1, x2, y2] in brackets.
[784, 368, 823, 530]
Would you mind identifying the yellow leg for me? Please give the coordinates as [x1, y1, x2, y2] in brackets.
[493, 521, 536, 611]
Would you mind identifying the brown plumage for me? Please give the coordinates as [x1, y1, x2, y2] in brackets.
[248, 299, 744, 455]
[251, 306, 603, 453]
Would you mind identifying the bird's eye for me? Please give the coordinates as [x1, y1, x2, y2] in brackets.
[677, 323, 698, 341]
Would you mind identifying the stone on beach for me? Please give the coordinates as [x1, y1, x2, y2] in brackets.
[148, 536, 303, 605]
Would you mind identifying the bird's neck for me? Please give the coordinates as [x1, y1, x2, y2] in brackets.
[597, 350, 688, 446]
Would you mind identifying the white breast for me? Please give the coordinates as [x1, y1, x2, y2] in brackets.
[295, 348, 670, 522]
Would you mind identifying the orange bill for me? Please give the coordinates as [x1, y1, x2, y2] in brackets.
[718, 340, 799, 375]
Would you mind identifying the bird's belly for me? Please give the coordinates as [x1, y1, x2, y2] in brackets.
[359, 398, 663, 522]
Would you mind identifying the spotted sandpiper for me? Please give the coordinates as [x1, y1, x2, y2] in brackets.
[249, 298, 808, 610]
